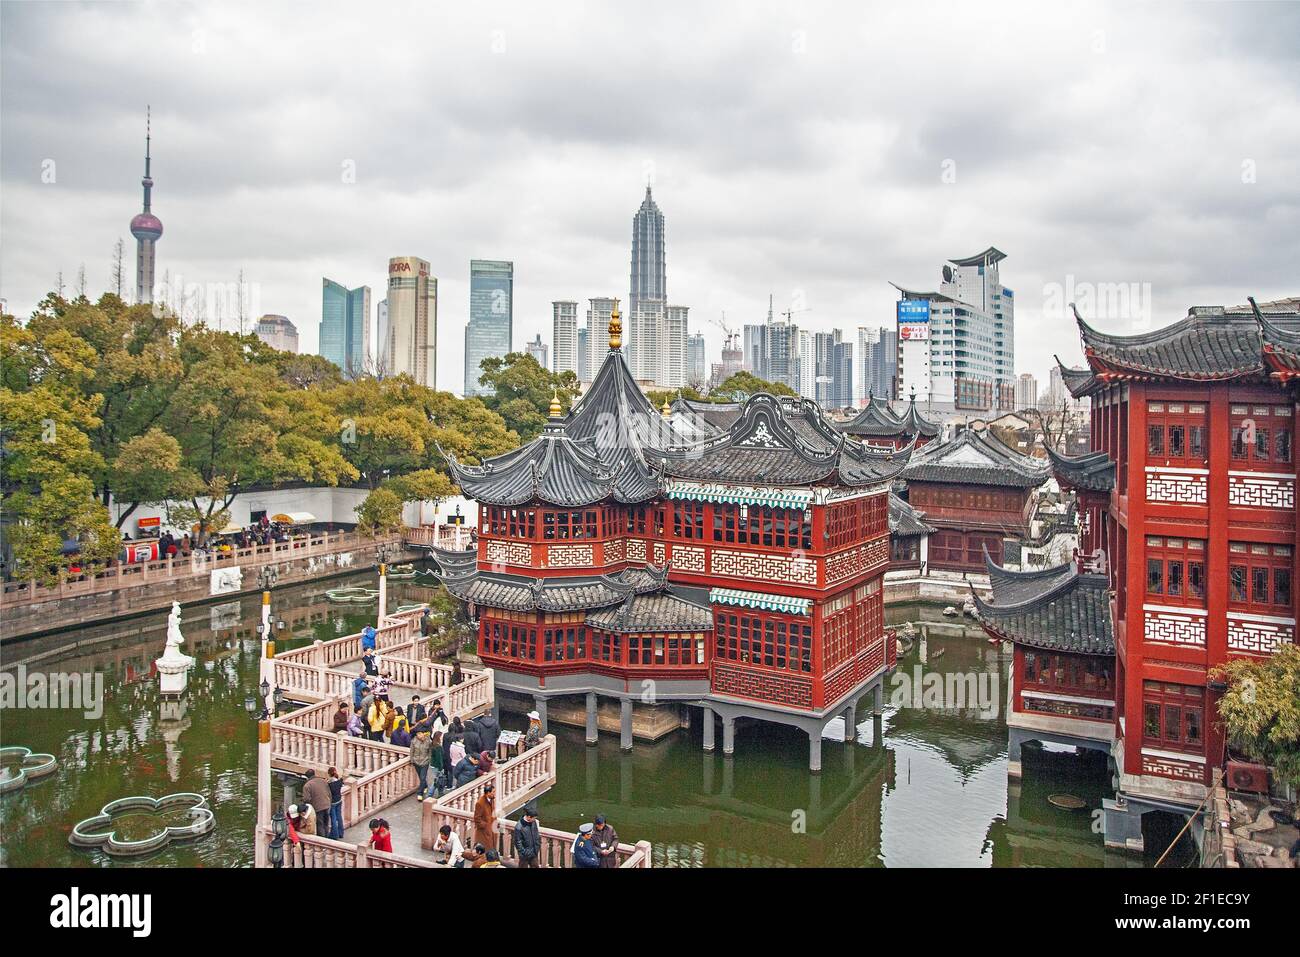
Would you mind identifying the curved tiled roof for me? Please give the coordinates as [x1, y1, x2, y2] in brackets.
[888, 493, 934, 538]
[972, 551, 1114, 655]
[1075, 301, 1300, 382]
[427, 544, 477, 575]
[898, 395, 942, 438]
[1055, 357, 1100, 398]
[1256, 299, 1300, 376]
[836, 395, 904, 437]
[1044, 446, 1115, 493]
[658, 393, 913, 488]
[440, 564, 670, 613]
[586, 590, 714, 634]
[446, 421, 658, 506]
[901, 426, 1050, 489]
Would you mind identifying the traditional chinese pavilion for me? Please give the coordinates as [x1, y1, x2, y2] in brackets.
[836, 393, 942, 450]
[433, 306, 912, 770]
[900, 426, 1051, 572]
[972, 553, 1116, 778]
[979, 298, 1298, 851]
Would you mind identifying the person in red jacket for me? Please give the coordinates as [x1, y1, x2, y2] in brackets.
[368, 818, 393, 853]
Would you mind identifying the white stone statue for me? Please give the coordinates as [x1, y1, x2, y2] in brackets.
[156, 602, 196, 696]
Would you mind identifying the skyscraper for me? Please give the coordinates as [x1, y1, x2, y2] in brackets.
[1016, 372, 1038, 410]
[686, 332, 707, 387]
[585, 297, 617, 382]
[577, 327, 590, 382]
[129, 108, 163, 304]
[526, 334, 549, 370]
[629, 186, 666, 321]
[376, 299, 389, 372]
[858, 326, 898, 401]
[463, 260, 514, 397]
[664, 304, 690, 389]
[893, 247, 1014, 412]
[552, 300, 579, 375]
[255, 314, 298, 353]
[320, 279, 370, 377]
[386, 257, 436, 387]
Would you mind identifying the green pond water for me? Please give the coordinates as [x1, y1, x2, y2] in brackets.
[0, 570, 1173, 867]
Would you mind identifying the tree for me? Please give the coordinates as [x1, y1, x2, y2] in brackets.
[1212, 645, 1300, 788]
[422, 584, 477, 658]
[108, 427, 201, 527]
[355, 486, 404, 533]
[385, 468, 457, 504]
[280, 353, 344, 390]
[708, 371, 796, 400]
[646, 385, 707, 410]
[477, 352, 579, 442]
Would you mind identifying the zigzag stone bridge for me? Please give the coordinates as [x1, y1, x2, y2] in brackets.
[256, 604, 652, 868]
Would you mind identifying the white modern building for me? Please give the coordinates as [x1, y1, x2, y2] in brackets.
[552, 300, 579, 375]
[254, 314, 298, 353]
[893, 247, 1015, 414]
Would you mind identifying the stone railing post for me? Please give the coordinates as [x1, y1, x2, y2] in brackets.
[356, 843, 369, 868]
[314, 639, 327, 691]
[335, 731, 348, 772]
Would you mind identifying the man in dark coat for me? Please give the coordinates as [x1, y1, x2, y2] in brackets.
[592, 813, 620, 868]
[301, 770, 333, 839]
[514, 805, 541, 868]
[453, 751, 480, 788]
[475, 711, 501, 753]
[462, 721, 484, 757]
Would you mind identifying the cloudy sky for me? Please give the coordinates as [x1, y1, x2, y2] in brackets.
[2, 0, 1297, 393]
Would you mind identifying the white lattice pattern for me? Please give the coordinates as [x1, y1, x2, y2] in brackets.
[825, 538, 890, 585]
[1142, 753, 1204, 783]
[670, 544, 706, 573]
[1228, 473, 1295, 510]
[626, 539, 647, 563]
[1227, 616, 1294, 655]
[653, 542, 666, 565]
[603, 539, 625, 565]
[546, 544, 594, 568]
[485, 540, 532, 567]
[1145, 469, 1207, 505]
[1143, 607, 1206, 647]
[709, 548, 817, 586]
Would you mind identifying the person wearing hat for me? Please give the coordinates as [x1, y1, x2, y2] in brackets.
[524, 710, 543, 750]
[361, 624, 377, 652]
[473, 781, 497, 851]
[514, 803, 542, 868]
[572, 822, 600, 868]
[592, 813, 620, 868]
[289, 802, 316, 836]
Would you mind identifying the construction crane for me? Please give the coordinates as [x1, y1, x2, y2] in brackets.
[708, 310, 740, 352]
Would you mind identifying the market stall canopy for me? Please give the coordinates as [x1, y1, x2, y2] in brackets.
[271, 512, 317, 524]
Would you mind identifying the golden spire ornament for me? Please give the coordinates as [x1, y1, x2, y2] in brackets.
[548, 386, 562, 418]
[608, 299, 622, 351]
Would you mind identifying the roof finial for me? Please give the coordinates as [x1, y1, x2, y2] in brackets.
[660, 394, 672, 417]
[609, 299, 622, 351]
[548, 386, 562, 419]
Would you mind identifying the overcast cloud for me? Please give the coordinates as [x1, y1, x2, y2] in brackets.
[2, 0, 1297, 392]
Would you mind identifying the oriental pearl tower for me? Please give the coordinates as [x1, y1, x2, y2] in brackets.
[129, 107, 163, 304]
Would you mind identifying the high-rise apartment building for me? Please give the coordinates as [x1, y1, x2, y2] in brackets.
[320, 279, 371, 377]
[894, 247, 1015, 413]
[552, 300, 579, 375]
[376, 299, 389, 372]
[526, 334, 549, 370]
[255, 314, 298, 353]
[386, 257, 436, 388]
[585, 297, 617, 383]
[577, 327, 590, 382]
[686, 332, 707, 387]
[1015, 372, 1039, 410]
[463, 259, 513, 397]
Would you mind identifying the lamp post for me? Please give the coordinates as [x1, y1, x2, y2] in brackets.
[375, 542, 393, 627]
[253, 564, 278, 867]
[268, 806, 287, 868]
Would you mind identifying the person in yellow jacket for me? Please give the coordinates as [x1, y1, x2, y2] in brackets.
[367, 699, 391, 742]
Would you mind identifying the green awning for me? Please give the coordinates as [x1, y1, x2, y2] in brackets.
[709, 587, 812, 617]
[666, 483, 813, 511]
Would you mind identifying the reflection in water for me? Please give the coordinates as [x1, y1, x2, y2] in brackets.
[2, 587, 1123, 867]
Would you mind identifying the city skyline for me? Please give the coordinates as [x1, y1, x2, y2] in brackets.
[2, 2, 1298, 395]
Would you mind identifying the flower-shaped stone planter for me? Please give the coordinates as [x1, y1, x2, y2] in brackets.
[325, 585, 379, 604]
[0, 747, 58, 794]
[69, 792, 215, 857]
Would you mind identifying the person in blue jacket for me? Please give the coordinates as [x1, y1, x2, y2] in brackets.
[352, 670, 370, 710]
[573, 823, 601, 868]
[361, 625, 377, 651]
